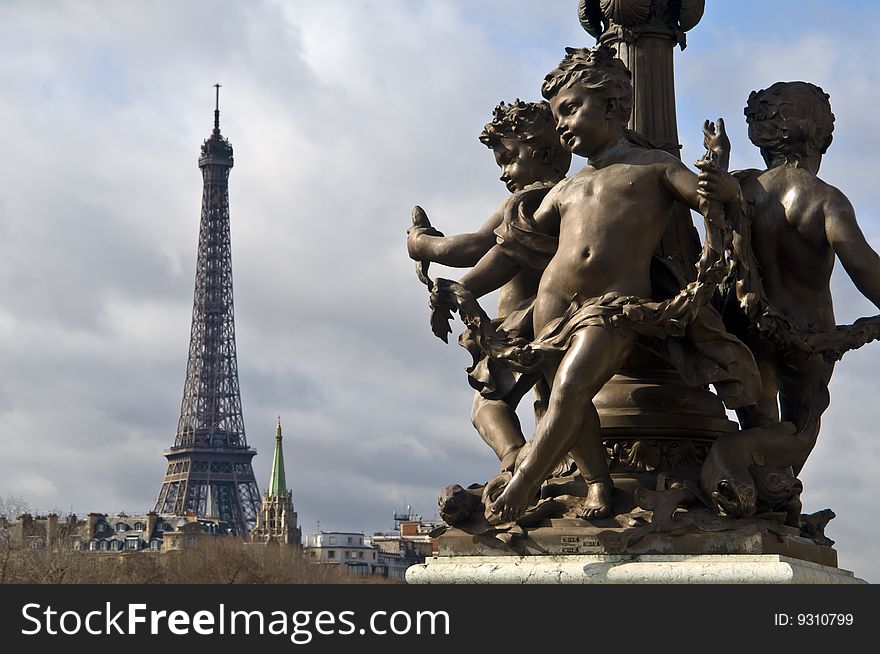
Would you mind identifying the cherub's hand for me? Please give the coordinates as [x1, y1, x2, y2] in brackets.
[695, 160, 740, 204]
[508, 344, 542, 372]
[701, 117, 730, 169]
[407, 206, 444, 261]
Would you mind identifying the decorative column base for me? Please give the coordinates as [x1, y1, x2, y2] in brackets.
[406, 554, 866, 584]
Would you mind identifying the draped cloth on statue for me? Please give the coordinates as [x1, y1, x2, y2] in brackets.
[452, 186, 761, 410]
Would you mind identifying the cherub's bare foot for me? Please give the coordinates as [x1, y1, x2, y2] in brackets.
[490, 471, 538, 523]
[483, 471, 511, 525]
[578, 478, 614, 520]
[483, 471, 512, 505]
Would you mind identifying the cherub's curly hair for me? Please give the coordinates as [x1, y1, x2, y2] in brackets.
[540, 45, 633, 125]
[744, 81, 835, 164]
[479, 99, 571, 177]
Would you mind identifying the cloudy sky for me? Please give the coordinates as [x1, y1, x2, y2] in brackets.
[2, 1, 879, 581]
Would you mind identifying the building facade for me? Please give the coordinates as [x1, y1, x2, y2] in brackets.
[304, 531, 380, 576]
[370, 508, 441, 580]
[0, 511, 226, 554]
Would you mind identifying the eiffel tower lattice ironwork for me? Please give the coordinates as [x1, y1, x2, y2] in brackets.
[154, 85, 261, 536]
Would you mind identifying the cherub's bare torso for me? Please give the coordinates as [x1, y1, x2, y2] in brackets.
[533, 150, 678, 334]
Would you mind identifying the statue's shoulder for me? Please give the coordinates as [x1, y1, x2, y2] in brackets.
[733, 168, 766, 199]
[626, 145, 681, 168]
[757, 166, 845, 208]
[733, 168, 764, 181]
[503, 180, 562, 219]
[814, 177, 854, 215]
[539, 174, 577, 199]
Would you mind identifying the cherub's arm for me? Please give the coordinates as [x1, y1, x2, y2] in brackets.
[825, 192, 880, 309]
[661, 118, 737, 211]
[427, 246, 522, 342]
[407, 199, 505, 268]
[661, 158, 741, 213]
[661, 160, 701, 209]
[459, 190, 560, 297]
[457, 245, 521, 298]
[661, 120, 739, 275]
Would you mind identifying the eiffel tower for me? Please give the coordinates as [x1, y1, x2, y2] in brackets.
[153, 85, 261, 536]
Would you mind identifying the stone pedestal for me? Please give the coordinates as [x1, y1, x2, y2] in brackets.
[406, 554, 865, 584]
[412, 514, 862, 584]
[436, 516, 838, 561]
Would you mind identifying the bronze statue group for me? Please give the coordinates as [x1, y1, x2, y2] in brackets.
[408, 44, 880, 535]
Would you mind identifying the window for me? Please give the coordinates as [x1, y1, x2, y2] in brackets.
[327, 550, 335, 559]
[329, 537, 336, 545]
[358, 552, 364, 559]
[347, 536, 352, 544]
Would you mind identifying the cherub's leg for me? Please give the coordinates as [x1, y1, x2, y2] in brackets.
[533, 377, 575, 477]
[735, 354, 780, 429]
[533, 377, 550, 424]
[470, 393, 526, 472]
[563, 406, 615, 519]
[778, 355, 834, 476]
[491, 326, 636, 521]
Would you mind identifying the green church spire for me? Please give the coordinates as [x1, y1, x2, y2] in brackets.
[267, 417, 288, 497]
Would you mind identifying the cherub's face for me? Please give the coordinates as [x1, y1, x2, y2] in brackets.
[550, 85, 610, 158]
[493, 137, 546, 193]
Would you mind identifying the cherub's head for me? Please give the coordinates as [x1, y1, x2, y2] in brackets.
[479, 99, 571, 192]
[744, 81, 835, 168]
[541, 45, 633, 157]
